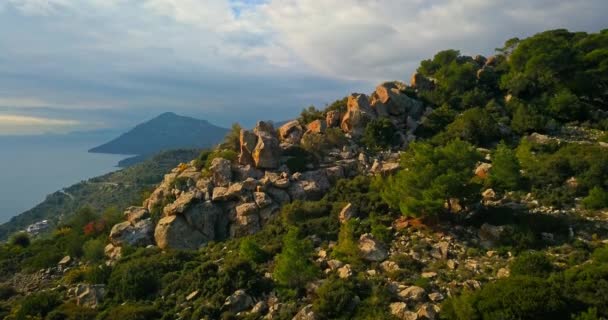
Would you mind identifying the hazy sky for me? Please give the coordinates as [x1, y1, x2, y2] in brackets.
[0, 0, 606, 134]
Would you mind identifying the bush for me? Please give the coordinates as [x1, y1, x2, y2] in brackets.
[313, 277, 357, 319]
[281, 200, 330, 226]
[108, 259, 162, 301]
[0, 284, 16, 300]
[299, 106, 325, 125]
[582, 187, 608, 209]
[510, 251, 554, 277]
[273, 228, 319, 289]
[15, 291, 62, 320]
[83, 238, 106, 263]
[444, 107, 501, 146]
[99, 304, 161, 320]
[9, 232, 30, 248]
[239, 238, 268, 264]
[488, 141, 522, 191]
[361, 118, 399, 151]
[332, 220, 360, 264]
[46, 303, 97, 320]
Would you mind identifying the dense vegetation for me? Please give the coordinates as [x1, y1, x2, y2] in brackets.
[1, 28, 608, 319]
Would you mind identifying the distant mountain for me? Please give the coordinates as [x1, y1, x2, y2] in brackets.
[89, 112, 228, 155]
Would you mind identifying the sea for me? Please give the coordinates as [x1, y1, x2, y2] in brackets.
[0, 133, 127, 223]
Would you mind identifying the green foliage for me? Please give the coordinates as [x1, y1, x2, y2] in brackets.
[549, 89, 586, 121]
[313, 277, 357, 319]
[15, 291, 62, 320]
[282, 146, 317, 172]
[46, 303, 97, 320]
[443, 107, 501, 146]
[325, 97, 348, 114]
[273, 228, 319, 289]
[83, 238, 105, 263]
[98, 304, 161, 320]
[281, 200, 330, 226]
[510, 251, 554, 277]
[239, 238, 268, 264]
[332, 220, 360, 264]
[361, 118, 399, 151]
[414, 104, 457, 138]
[9, 232, 30, 248]
[299, 106, 325, 125]
[380, 140, 481, 217]
[218, 123, 243, 152]
[488, 142, 522, 191]
[582, 187, 608, 209]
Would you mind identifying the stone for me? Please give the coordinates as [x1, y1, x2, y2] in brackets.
[479, 223, 506, 248]
[279, 120, 305, 144]
[109, 218, 154, 247]
[436, 241, 450, 260]
[337, 264, 353, 279]
[293, 304, 317, 320]
[482, 188, 497, 200]
[421, 272, 437, 278]
[104, 243, 122, 261]
[210, 157, 233, 187]
[528, 132, 552, 144]
[224, 289, 253, 313]
[428, 292, 444, 302]
[124, 206, 149, 224]
[372, 82, 422, 117]
[252, 300, 268, 314]
[154, 215, 206, 250]
[338, 203, 356, 223]
[253, 121, 281, 169]
[446, 259, 458, 270]
[410, 71, 434, 91]
[266, 187, 291, 205]
[341, 93, 375, 137]
[475, 162, 492, 179]
[326, 110, 341, 128]
[325, 166, 345, 183]
[358, 233, 388, 262]
[288, 169, 331, 201]
[307, 119, 326, 134]
[380, 260, 400, 273]
[254, 192, 273, 208]
[417, 303, 437, 320]
[58, 255, 71, 266]
[239, 129, 257, 166]
[76, 284, 106, 309]
[233, 164, 264, 181]
[183, 201, 225, 240]
[399, 286, 426, 302]
[497, 267, 510, 278]
[212, 183, 244, 201]
[186, 290, 200, 301]
[327, 259, 344, 270]
[390, 302, 415, 320]
[163, 191, 197, 215]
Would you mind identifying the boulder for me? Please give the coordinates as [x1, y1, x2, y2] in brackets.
[474, 162, 492, 179]
[231, 203, 261, 237]
[163, 191, 198, 216]
[288, 169, 331, 201]
[341, 93, 375, 137]
[252, 121, 281, 169]
[399, 286, 426, 302]
[479, 223, 506, 248]
[212, 183, 244, 201]
[279, 120, 304, 144]
[233, 164, 264, 181]
[358, 233, 388, 262]
[266, 187, 291, 205]
[183, 201, 226, 240]
[390, 302, 418, 320]
[339, 203, 356, 223]
[75, 284, 106, 309]
[482, 188, 496, 200]
[293, 304, 317, 320]
[109, 218, 154, 247]
[104, 243, 122, 261]
[410, 71, 434, 91]
[326, 110, 341, 128]
[254, 192, 273, 208]
[239, 129, 257, 166]
[337, 264, 353, 279]
[154, 215, 206, 250]
[372, 82, 424, 117]
[325, 165, 345, 183]
[223, 289, 253, 313]
[417, 304, 437, 320]
[124, 206, 149, 224]
[307, 119, 326, 134]
[210, 157, 233, 187]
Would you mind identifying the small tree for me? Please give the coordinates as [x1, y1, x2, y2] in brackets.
[488, 141, 522, 191]
[582, 187, 608, 210]
[361, 118, 399, 151]
[380, 140, 481, 217]
[273, 228, 319, 289]
[332, 220, 360, 264]
[9, 232, 31, 248]
[218, 123, 243, 152]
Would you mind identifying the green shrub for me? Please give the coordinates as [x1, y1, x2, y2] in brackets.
[488, 141, 522, 191]
[273, 228, 319, 289]
[83, 238, 105, 263]
[239, 238, 268, 264]
[313, 277, 357, 319]
[361, 118, 399, 151]
[281, 200, 330, 226]
[9, 232, 30, 248]
[108, 260, 162, 301]
[299, 106, 325, 125]
[46, 303, 97, 320]
[332, 220, 360, 264]
[98, 304, 161, 320]
[15, 291, 62, 320]
[0, 284, 16, 300]
[582, 187, 608, 209]
[444, 107, 501, 146]
[510, 251, 554, 277]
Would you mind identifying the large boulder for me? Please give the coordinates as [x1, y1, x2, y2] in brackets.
[239, 129, 257, 166]
[163, 191, 198, 216]
[288, 169, 330, 201]
[372, 82, 424, 118]
[279, 120, 304, 144]
[124, 206, 149, 224]
[252, 121, 281, 169]
[209, 157, 232, 187]
[154, 215, 206, 250]
[231, 202, 261, 237]
[358, 233, 388, 262]
[74, 284, 106, 309]
[223, 289, 253, 313]
[182, 201, 226, 240]
[326, 110, 341, 128]
[109, 219, 154, 247]
[410, 71, 434, 91]
[341, 93, 375, 137]
[307, 119, 326, 134]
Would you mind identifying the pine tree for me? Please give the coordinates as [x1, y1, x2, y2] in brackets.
[273, 228, 319, 288]
[489, 141, 522, 191]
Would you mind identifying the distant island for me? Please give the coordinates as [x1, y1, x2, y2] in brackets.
[89, 112, 228, 164]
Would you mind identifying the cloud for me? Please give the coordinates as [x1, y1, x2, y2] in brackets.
[0, 114, 80, 135]
[0, 0, 606, 132]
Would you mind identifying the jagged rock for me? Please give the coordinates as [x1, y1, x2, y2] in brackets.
[339, 203, 356, 223]
[341, 93, 375, 137]
[475, 162, 492, 179]
[293, 304, 317, 320]
[288, 169, 331, 201]
[210, 157, 233, 187]
[380, 260, 400, 273]
[421, 272, 437, 278]
[446, 259, 458, 270]
[410, 71, 434, 91]
[155, 215, 206, 250]
[124, 206, 149, 224]
[497, 267, 510, 278]
[252, 300, 268, 314]
[482, 188, 496, 200]
[75, 284, 105, 309]
[266, 187, 291, 205]
[186, 290, 200, 301]
[239, 129, 257, 166]
[212, 183, 244, 201]
[307, 119, 326, 134]
[109, 218, 154, 247]
[391, 302, 419, 320]
[224, 289, 253, 313]
[183, 201, 226, 240]
[327, 259, 344, 270]
[337, 264, 353, 279]
[254, 192, 273, 208]
[417, 303, 437, 320]
[358, 233, 388, 262]
[326, 110, 341, 128]
[58, 255, 71, 267]
[399, 286, 426, 302]
[231, 203, 261, 237]
[528, 132, 552, 144]
[104, 243, 122, 261]
[279, 120, 305, 144]
[325, 166, 345, 183]
[371, 161, 400, 175]
[372, 82, 423, 117]
[259, 203, 280, 223]
[233, 164, 264, 181]
[163, 191, 198, 215]
[253, 121, 281, 169]
[428, 292, 444, 302]
[436, 241, 450, 259]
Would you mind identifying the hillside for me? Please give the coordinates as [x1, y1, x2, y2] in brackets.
[0, 149, 200, 240]
[89, 112, 228, 155]
[1, 29, 608, 320]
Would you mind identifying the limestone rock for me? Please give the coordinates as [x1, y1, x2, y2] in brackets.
[479, 223, 506, 248]
[183, 201, 226, 240]
[474, 162, 492, 179]
[210, 157, 233, 187]
[224, 289, 253, 313]
[124, 206, 149, 224]
[75, 284, 106, 309]
[288, 169, 330, 201]
[254, 192, 273, 208]
[399, 286, 426, 302]
[109, 218, 154, 247]
[163, 191, 197, 216]
[252, 121, 281, 169]
[337, 264, 353, 279]
[154, 215, 206, 250]
[326, 110, 341, 128]
[279, 120, 304, 144]
[239, 129, 257, 166]
[358, 233, 388, 262]
[293, 304, 317, 320]
[212, 183, 244, 201]
[410, 71, 434, 91]
[390, 302, 418, 320]
[266, 187, 291, 205]
[307, 119, 326, 134]
[339, 203, 356, 223]
[231, 202, 261, 237]
[341, 93, 375, 137]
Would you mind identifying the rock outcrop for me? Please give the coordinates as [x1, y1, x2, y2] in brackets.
[252, 121, 281, 169]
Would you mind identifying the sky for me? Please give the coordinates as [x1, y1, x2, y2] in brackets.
[0, 0, 606, 134]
